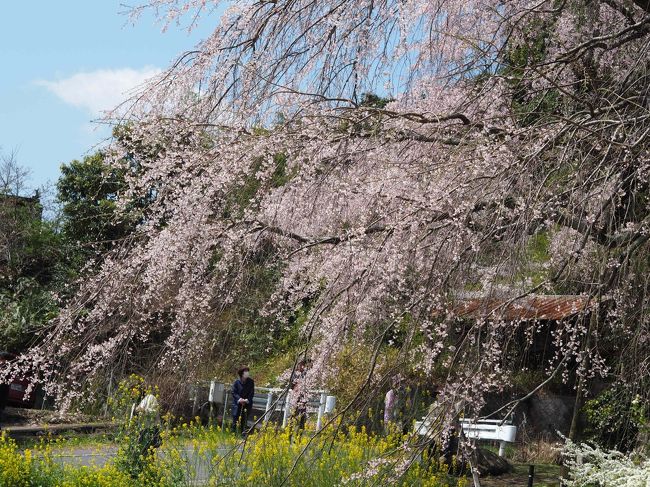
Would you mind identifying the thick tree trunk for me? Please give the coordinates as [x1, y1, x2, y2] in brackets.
[568, 375, 585, 442]
[560, 309, 599, 484]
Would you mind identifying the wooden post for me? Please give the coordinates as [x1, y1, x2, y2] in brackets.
[103, 370, 113, 417]
[527, 465, 534, 487]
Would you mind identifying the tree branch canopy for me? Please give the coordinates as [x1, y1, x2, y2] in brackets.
[12, 1, 649, 440]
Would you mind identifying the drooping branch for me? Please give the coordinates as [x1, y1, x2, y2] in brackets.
[251, 220, 390, 246]
[633, 0, 650, 14]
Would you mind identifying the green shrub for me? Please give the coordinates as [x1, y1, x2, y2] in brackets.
[583, 385, 647, 451]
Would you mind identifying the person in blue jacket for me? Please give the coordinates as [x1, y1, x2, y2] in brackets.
[231, 366, 254, 434]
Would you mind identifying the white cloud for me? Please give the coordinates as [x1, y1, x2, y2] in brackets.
[37, 66, 162, 116]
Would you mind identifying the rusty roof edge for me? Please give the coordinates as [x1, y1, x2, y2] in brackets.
[436, 294, 600, 321]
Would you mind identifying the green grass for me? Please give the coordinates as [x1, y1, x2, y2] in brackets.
[481, 463, 560, 487]
[16, 431, 117, 451]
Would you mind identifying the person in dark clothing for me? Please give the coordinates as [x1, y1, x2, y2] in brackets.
[231, 366, 254, 434]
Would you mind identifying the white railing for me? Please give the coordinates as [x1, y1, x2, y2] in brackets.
[414, 417, 517, 457]
[200, 381, 336, 431]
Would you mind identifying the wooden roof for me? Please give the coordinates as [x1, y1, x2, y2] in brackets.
[447, 295, 591, 321]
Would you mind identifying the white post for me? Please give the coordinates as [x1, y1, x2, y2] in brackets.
[209, 380, 217, 425]
[264, 391, 274, 423]
[221, 391, 229, 430]
[191, 385, 199, 417]
[103, 370, 113, 417]
[316, 392, 327, 431]
[498, 441, 506, 457]
[282, 390, 292, 428]
[325, 395, 336, 414]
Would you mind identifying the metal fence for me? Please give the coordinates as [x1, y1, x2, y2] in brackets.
[190, 381, 336, 431]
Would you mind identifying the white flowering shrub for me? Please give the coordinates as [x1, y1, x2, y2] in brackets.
[563, 439, 650, 487]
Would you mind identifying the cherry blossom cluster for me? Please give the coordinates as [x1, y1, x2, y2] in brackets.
[9, 1, 649, 432]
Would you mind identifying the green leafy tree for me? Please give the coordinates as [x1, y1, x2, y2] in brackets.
[0, 152, 63, 352]
[57, 152, 132, 251]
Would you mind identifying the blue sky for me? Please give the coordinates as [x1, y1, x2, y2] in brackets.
[0, 1, 212, 193]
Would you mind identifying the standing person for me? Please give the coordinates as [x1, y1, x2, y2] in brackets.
[384, 387, 396, 432]
[384, 376, 402, 433]
[135, 392, 162, 451]
[118, 389, 162, 479]
[231, 366, 254, 434]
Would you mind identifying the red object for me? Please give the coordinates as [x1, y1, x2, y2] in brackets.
[1, 353, 36, 409]
[6, 377, 36, 408]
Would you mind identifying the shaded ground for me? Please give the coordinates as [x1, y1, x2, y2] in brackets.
[0, 406, 94, 427]
[481, 464, 561, 486]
